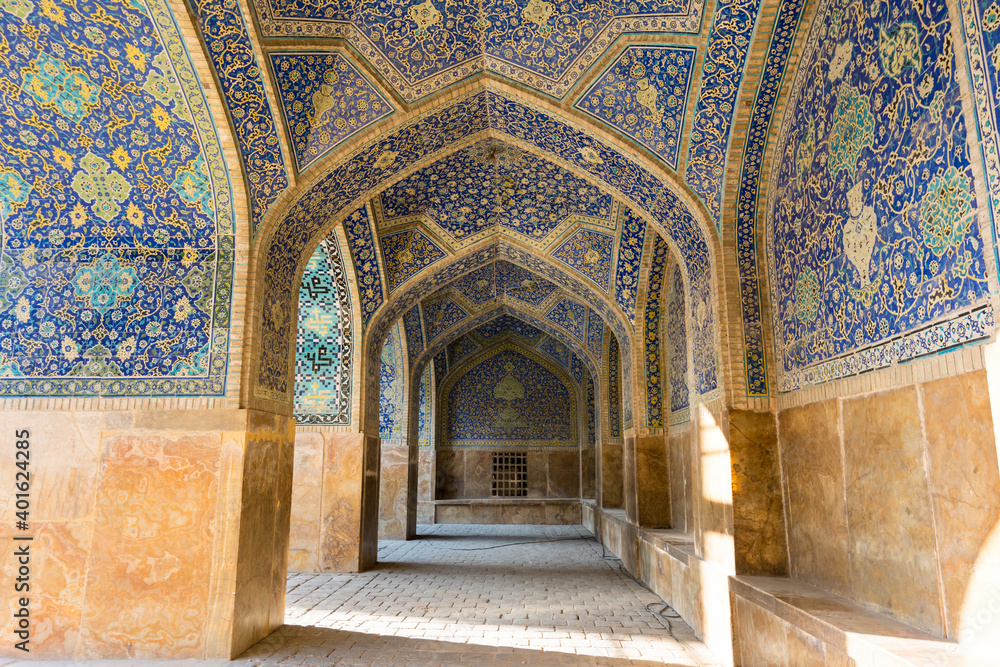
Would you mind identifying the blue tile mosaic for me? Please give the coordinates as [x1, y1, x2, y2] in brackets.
[0, 0, 234, 398]
[608, 334, 621, 438]
[587, 377, 596, 446]
[189, 0, 288, 235]
[418, 365, 432, 447]
[256, 91, 716, 398]
[550, 228, 614, 292]
[379, 322, 406, 437]
[587, 309, 605, 360]
[961, 0, 1000, 267]
[539, 336, 572, 371]
[733, 0, 805, 397]
[433, 348, 449, 386]
[473, 314, 545, 343]
[545, 298, 587, 343]
[447, 335, 481, 367]
[251, 0, 704, 100]
[423, 296, 469, 341]
[451, 264, 498, 305]
[380, 228, 448, 293]
[767, 0, 991, 391]
[644, 234, 669, 428]
[269, 52, 394, 172]
[497, 261, 560, 307]
[666, 264, 689, 412]
[574, 45, 696, 169]
[570, 353, 586, 388]
[343, 205, 385, 331]
[444, 347, 575, 447]
[377, 140, 614, 248]
[403, 305, 425, 367]
[685, 0, 762, 226]
[294, 234, 353, 424]
[613, 207, 647, 326]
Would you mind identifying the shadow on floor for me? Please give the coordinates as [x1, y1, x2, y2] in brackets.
[238, 625, 698, 666]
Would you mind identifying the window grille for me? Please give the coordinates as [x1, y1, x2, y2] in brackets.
[492, 452, 527, 497]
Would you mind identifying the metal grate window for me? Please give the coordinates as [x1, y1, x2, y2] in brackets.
[492, 452, 527, 497]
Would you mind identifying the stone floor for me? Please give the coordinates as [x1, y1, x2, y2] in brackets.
[6, 525, 721, 666]
[243, 525, 719, 666]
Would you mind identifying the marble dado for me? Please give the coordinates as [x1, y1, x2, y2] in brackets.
[777, 368, 1000, 645]
[0, 409, 293, 660]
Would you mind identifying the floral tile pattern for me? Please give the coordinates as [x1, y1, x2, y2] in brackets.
[379, 321, 406, 437]
[575, 45, 696, 169]
[666, 264, 689, 412]
[269, 51, 393, 172]
[343, 205, 385, 331]
[550, 228, 615, 292]
[586, 308, 605, 361]
[190, 0, 289, 234]
[380, 228, 448, 294]
[613, 208, 647, 326]
[250, 0, 704, 101]
[766, 0, 992, 390]
[644, 234, 669, 427]
[423, 296, 469, 341]
[0, 0, 234, 397]
[403, 305, 425, 367]
[546, 298, 588, 342]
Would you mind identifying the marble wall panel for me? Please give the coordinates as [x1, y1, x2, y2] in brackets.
[602, 443, 624, 509]
[378, 439, 409, 540]
[289, 431, 324, 572]
[842, 387, 943, 634]
[78, 432, 222, 659]
[435, 451, 465, 500]
[732, 596, 850, 667]
[635, 434, 671, 529]
[547, 450, 580, 498]
[667, 428, 690, 532]
[231, 412, 295, 656]
[778, 399, 851, 596]
[921, 370, 1000, 638]
[320, 433, 365, 572]
[729, 410, 788, 577]
[581, 447, 596, 500]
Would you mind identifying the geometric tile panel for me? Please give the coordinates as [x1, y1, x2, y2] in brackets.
[270, 51, 393, 172]
[0, 0, 234, 398]
[418, 365, 432, 447]
[422, 297, 469, 342]
[614, 207, 648, 325]
[545, 298, 587, 342]
[685, 0, 763, 226]
[575, 45, 696, 169]
[768, 0, 991, 389]
[343, 205, 384, 330]
[190, 0, 289, 234]
[734, 0, 806, 397]
[550, 229, 614, 292]
[251, 0, 705, 101]
[379, 228, 447, 293]
[294, 235, 352, 424]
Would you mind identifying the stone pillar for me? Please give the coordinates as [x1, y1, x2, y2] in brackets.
[0, 408, 293, 660]
[378, 438, 409, 539]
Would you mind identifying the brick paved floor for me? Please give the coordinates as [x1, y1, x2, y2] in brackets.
[240, 524, 721, 666]
[4, 525, 721, 666]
